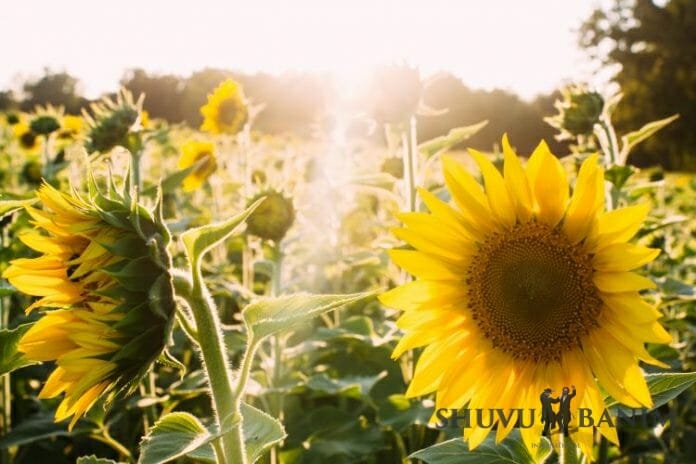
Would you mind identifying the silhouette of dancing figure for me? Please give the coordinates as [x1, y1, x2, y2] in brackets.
[539, 388, 559, 436]
[557, 385, 576, 436]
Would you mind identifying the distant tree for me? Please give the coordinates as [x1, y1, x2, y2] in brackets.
[0, 90, 15, 111]
[417, 73, 567, 156]
[580, 0, 696, 170]
[121, 69, 184, 122]
[21, 69, 86, 113]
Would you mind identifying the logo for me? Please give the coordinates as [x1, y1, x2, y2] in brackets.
[540, 385, 575, 437]
[433, 382, 673, 435]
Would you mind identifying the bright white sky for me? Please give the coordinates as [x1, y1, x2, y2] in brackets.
[1, 0, 605, 100]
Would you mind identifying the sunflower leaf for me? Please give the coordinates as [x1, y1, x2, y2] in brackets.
[418, 121, 488, 158]
[409, 430, 553, 463]
[181, 198, 263, 267]
[242, 291, 376, 342]
[138, 412, 211, 464]
[619, 114, 679, 163]
[0, 323, 38, 375]
[605, 372, 696, 416]
[76, 456, 124, 464]
[185, 403, 286, 464]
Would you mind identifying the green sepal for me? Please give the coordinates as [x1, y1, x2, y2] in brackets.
[103, 256, 161, 292]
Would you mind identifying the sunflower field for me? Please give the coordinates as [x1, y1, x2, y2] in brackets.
[0, 73, 694, 464]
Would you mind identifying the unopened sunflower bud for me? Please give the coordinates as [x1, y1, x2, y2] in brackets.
[3, 182, 176, 429]
[548, 85, 604, 137]
[30, 115, 60, 136]
[22, 160, 43, 184]
[84, 90, 141, 153]
[246, 190, 295, 242]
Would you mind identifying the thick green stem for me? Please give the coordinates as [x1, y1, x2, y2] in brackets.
[269, 245, 284, 464]
[178, 266, 246, 464]
[0, 230, 10, 464]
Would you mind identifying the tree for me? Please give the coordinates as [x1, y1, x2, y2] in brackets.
[580, 0, 696, 170]
[21, 69, 87, 113]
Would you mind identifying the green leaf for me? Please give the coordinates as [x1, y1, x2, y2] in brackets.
[0, 323, 38, 375]
[76, 456, 124, 464]
[418, 121, 488, 158]
[606, 372, 696, 416]
[304, 371, 387, 400]
[0, 412, 91, 448]
[138, 412, 211, 464]
[409, 430, 553, 464]
[181, 199, 263, 266]
[620, 114, 679, 162]
[242, 291, 375, 342]
[240, 402, 286, 463]
[0, 197, 36, 219]
[186, 403, 286, 464]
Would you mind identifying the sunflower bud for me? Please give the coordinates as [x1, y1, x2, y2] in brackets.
[22, 160, 43, 184]
[3, 182, 176, 429]
[30, 115, 60, 136]
[6, 112, 20, 126]
[245, 190, 295, 242]
[84, 89, 141, 153]
[548, 84, 604, 137]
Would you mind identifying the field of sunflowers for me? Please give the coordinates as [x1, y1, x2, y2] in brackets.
[0, 78, 694, 464]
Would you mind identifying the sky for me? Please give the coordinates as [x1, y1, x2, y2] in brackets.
[2, 0, 606, 100]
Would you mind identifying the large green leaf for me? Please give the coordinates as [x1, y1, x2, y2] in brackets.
[76, 456, 124, 464]
[605, 372, 696, 416]
[186, 403, 286, 464]
[138, 412, 211, 464]
[0, 323, 38, 375]
[619, 114, 679, 162]
[242, 291, 375, 342]
[409, 430, 553, 464]
[418, 121, 488, 158]
[181, 199, 263, 266]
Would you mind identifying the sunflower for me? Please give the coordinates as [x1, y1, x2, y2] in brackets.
[200, 79, 248, 135]
[3, 182, 176, 429]
[177, 140, 217, 192]
[12, 122, 41, 155]
[380, 135, 671, 456]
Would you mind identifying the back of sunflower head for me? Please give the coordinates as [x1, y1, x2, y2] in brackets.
[3, 170, 176, 429]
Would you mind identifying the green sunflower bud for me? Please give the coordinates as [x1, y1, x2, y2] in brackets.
[21, 160, 43, 184]
[246, 190, 295, 242]
[84, 89, 141, 154]
[29, 115, 60, 136]
[6, 112, 20, 125]
[2, 179, 176, 429]
[548, 84, 604, 137]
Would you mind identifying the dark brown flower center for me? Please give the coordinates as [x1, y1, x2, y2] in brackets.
[466, 220, 601, 362]
[217, 98, 242, 126]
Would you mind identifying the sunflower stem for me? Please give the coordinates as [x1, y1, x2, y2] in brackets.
[269, 243, 284, 464]
[178, 262, 247, 464]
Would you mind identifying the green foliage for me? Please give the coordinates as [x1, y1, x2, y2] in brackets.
[409, 430, 553, 464]
[580, 0, 696, 169]
[0, 323, 37, 375]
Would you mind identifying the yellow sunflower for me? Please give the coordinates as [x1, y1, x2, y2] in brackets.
[200, 79, 248, 135]
[177, 140, 217, 192]
[3, 182, 176, 429]
[12, 122, 42, 156]
[380, 135, 671, 456]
